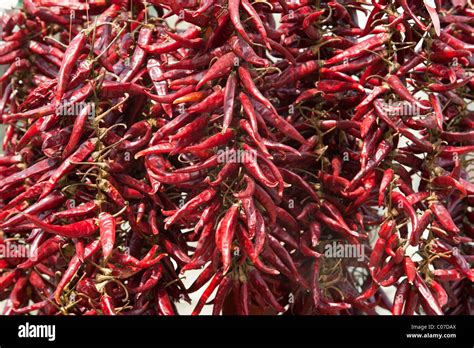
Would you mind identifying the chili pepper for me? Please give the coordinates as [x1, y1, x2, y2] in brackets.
[0, 58, 30, 83]
[261, 245, 295, 282]
[1, 182, 48, 211]
[403, 256, 417, 284]
[183, 229, 213, 272]
[355, 282, 378, 302]
[23, 213, 98, 238]
[432, 269, 463, 281]
[238, 66, 275, 113]
[54, 239, 99, 304]
[369, 238, 386, 276]
[135, 143, 174, 159]
[196, 52, 236, 90]
[62, 103, 92, 158]
[397, 52, 426, 77]
[120, 27, 152, 82]
[13, 299, 50, 315]
[98, 212, 116, 261]
[0, 158, 57, 189]
[427, 93, 444, 130]
[376, 259, 403, 287]
[242, 0, 270, 46]
[28, 41, 64, 62]
[430, 202, 460, 234]
[229, 0, 251, 44]
[318, 79, 365, 94]
[315, 210, 362, 241]
[386, 75, 430, 110]
[440, 31, 474, 52]
[100, 294, 116, 315]
[192, 272, 223, 315]
[353, 86, 389, 121]
[253, 99, 308, 145]
[0, 155, 21, 165]
[392, 279, 410, 315]
[212, 276, 233, 315]
[253, 209, 267, 258]
[72, 238, 84, 263]
[0, 192, 66, 229]
[187, 88, 224, 114]
[239, 92, 261, 132]
[194, 0, 214, 15]
[438, 145, 474, 158]
[233, 280, 249, 315]
[155, 288, 176, 315]
[428, 280, 447, 308]
[165, 53, 214, 71]
[187, 264, 215, 293]
[223, 73, 237, 132]
[346, 139, 393, 192]
[137, 251, 167, 269]
[141, 27, 200, 54]
[248, 268, 285, 312]
[321, 200, 351, 231]
[261, 138, 300, 157]
[0, 40, 23, 56]
[236, 224, 277, 275]
[0, 269, 20, 292]
[18, 235, 64, 269]
[0, 49, 26, 64]
[391, 192, 419, 234]
[170, 72, 206, 89]
[264, 37, 296, 64]
[240, 197, 257, 239]
[228, 36, 269, 67]
[10, 275, 29, 308]
[403, 287, 419, 315]
[428, 76, 473, 92]
[54, 202, 98, 220]
[324, 32, 389, 66]
[277, 61, 322, 89]
[129, 265, 162, 294]
[41, 138, 97, 198]
[378, 168, 394, 206]
[173, 91, 209, 105]
[242, 149, 277, 189]
[56, 31, 87, 103]
[431, 175, 467, 196]
[207, 162, 240, 186]
[413, 272, 443, 315]
[268, 234, 305, 285]
[183, 129, 234, 154]
[164, 188, 216, 228]
[216, 204, 239, 274]
[252, 184, 277, 224]
[252, 148, 286, 196]
[170, 114, 209, 144]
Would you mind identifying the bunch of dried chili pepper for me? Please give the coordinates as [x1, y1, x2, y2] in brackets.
[0, 0, 472, 316]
